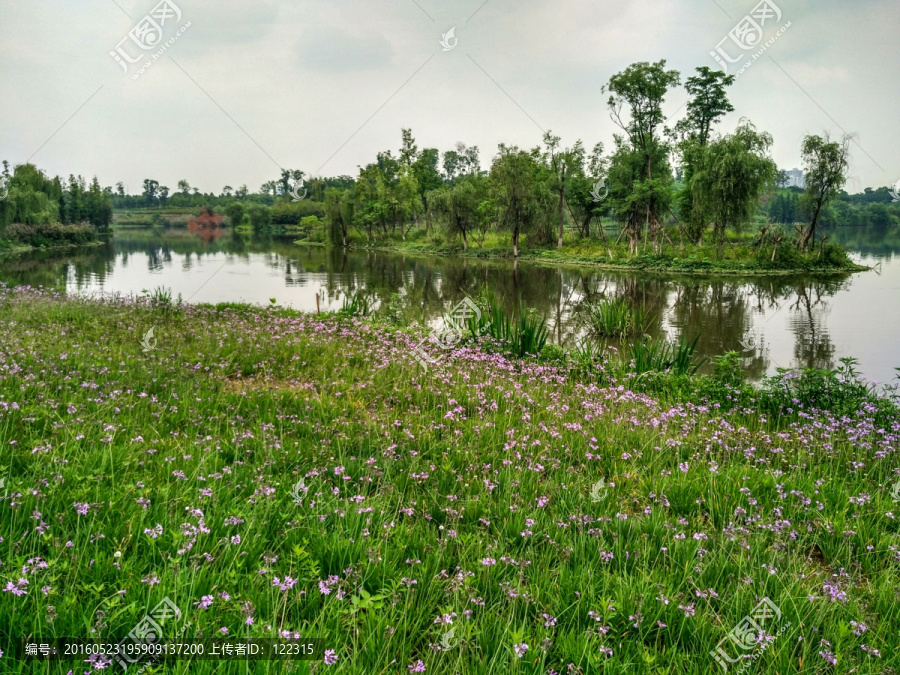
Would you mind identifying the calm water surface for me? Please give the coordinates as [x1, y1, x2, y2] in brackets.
[2, 227, 899, 384]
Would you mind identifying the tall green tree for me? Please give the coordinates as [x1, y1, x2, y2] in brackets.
[673, 67, 735, 146]
[442, 149, 461, 182]
[324, 188, 353, 247]
[247, 203, 271, 233]
[457, 144, 481, 176]
[395, 166, 422, 240]
[799, 133, 851, 250]
[431, 179, 481, 250]
[672, 67, 736, 241]
[491, 146, 552, 257]
[86, 177, 113, 230]
[142, 179, 159, 207]
[691, 121, 778, 246]
[412, 148, 443, 234]
[543, 132, 587, 248]
[0, 163, 61, 229]
[400, 129, 419, 167]
[567, 142, 609, 241]
[606, 137, 674, 253]
[604, 60, 681, 253]
[225, 202, 245, 228]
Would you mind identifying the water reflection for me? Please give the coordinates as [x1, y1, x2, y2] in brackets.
[0, 229, 894, 382]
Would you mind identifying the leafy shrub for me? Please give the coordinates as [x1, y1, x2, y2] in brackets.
[712, 352, 745, 387]
[247, 204, 271, 233]
[6, 223, 97, 247]
[270, 200, 325, 225]
[225, 203, 245, 227]
[821, 241, 853, 267]
[539, 344, 567, 363]
[759, 358, 890, 420]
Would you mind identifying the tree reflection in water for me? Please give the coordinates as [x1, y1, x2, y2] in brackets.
[0, 230, 866, 379]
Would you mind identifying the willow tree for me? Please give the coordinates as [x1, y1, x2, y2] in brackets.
[691, 121, 778, 247]
[0, 163, 62, 229]
[566, 142, 608, 241]
[353, 153, 421, 240]
[672, 67, 735, 243]
[543, 132, 588, 248]
[606, 136, 674, 254]
[431, 179, 480, 250]
[324, 187, 353, 247]
[395, 166, 422, 240]
[604, 60, 681, 254]
[412, 148, 443, 234]
[491, 146, 552, 257]
[799, 133, 851, 251]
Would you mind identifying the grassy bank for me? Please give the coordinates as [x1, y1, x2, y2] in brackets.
[0, 287, 898, 674]
[0, 223, 104, 255]
[349, 229, 867, 276]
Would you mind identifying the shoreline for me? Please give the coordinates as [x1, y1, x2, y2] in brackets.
[319, 242, 870, 277]
[0, 239, 107, 257]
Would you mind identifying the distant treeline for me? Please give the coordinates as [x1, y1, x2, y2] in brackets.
[0, 162, 112, 232]
[0, 161, 113, 248]
[103, 62, 898, 254]
[4, 60, 898, 254]
[767, 187, 899, 229]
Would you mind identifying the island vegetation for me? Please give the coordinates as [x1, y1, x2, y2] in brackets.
[3, 61, 898, 270]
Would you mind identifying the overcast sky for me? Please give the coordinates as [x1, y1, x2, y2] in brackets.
[2, 0, 898, 194]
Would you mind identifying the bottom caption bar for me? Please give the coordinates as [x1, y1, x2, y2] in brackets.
[10, 639, 327, 662]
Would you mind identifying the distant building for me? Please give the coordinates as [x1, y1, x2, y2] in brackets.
[783, 168, 805, 189]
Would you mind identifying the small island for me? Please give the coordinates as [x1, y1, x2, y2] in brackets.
[3, 62, 890, 275]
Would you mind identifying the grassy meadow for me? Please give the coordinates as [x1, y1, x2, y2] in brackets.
[0, 284, 899, 674]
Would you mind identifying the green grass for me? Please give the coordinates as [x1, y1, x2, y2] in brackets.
[113, 208, 197, 230]
[466, 297, 549, 358]
[630, 335, 706, 378]
[583, 298, 651, 339]
[0, 287, 898, 674]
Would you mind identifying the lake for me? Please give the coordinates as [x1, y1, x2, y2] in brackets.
[2, 226, 898, 385]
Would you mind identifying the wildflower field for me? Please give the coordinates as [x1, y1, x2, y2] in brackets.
[1, 284, 899, 674]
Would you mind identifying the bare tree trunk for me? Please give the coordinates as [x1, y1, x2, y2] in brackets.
[556, 268, 563, 344]
[802, 199, 824, 252]
[557, 191, 564, 248]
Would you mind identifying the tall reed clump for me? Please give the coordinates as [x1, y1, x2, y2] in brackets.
[141, 285, 183, 316]
[467, 296, 548, 358]
[339, 291, 373, 317]
[630, 335, 705, 376]
[585, 297, 649, 339]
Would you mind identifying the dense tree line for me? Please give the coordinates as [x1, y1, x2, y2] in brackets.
[765, 186, 899, 231]
[10, 60, 897, 251]
[0, 161, 112, 234]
